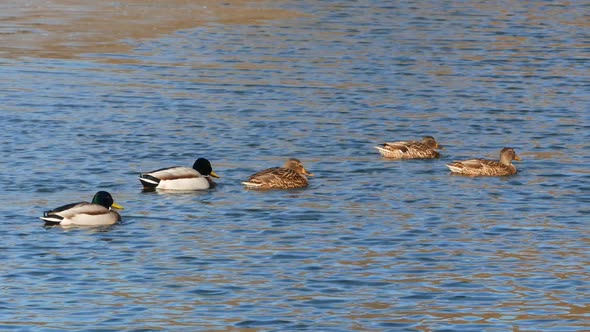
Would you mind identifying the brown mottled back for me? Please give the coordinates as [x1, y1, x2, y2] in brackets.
[243, 158, 313, 189]
[376, 136, 442, 159]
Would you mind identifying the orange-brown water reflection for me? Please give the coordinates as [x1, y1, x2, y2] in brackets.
[0, 0, 303, 60]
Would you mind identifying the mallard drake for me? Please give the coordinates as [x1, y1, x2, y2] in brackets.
[446, 147, 521, 176]
[242, 158, 313, 189]
[40, 191, 123, 226]
[375, 136, 442, 159]
[139, 158, 220, 190]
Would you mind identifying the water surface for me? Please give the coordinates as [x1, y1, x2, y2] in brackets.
[1, 0, 589, 331]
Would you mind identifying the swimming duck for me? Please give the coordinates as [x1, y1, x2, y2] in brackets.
[139, 158, 220, 190]
[375, 136, 442, 159]
[446, 147, 521, 176]
[40, 191, 123, 226]
[242, 158, 313, 189]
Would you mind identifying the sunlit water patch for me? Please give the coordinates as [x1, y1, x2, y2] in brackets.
[0, 0, 588, 331]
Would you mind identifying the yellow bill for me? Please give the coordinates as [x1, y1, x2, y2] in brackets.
[111, 202, 124, 210]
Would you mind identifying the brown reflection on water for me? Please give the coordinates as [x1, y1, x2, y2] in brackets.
[0, 0, 303, 60]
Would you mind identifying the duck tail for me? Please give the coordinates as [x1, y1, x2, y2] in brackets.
[139, 174, 160, 189]
[375, 146, 388, 155]
[445, 163, 462, 173]
[40, 215, 63, 225]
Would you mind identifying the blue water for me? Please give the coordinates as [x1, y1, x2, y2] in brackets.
[1, 1, 589, 331]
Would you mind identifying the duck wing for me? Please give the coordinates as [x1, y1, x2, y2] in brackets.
[43, 201, 86, 217]
[382, 141, 412, 152]
[460, 159, 486, 168]
[143, 166, 202, 179]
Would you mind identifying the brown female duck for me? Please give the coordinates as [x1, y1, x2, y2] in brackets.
[446, 147, 521, 176]
[375, 136, 442, 159]
[242, 158, 313, 189]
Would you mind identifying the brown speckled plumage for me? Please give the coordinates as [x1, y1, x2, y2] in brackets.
[243, 158, 313, 189]
[446, 147, 521, 176]
[375, 136, 442, 159]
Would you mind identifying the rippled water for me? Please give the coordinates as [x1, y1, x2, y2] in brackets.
[1, 0, 589, 331]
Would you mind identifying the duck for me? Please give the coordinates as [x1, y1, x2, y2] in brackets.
[139, 158, 220, 190]
[40, 191, 123, 226]
[375, 136, 442, 159]
[446, 147, 521, 176]
[242, 158, 313, 189]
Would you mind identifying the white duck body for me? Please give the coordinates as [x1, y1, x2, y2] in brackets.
[139, 158, 219, 191]
[141, 166, 214, 190]
[40, 191, 123, 226]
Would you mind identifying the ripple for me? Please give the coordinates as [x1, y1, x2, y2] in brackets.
[0, 0, 588, 331]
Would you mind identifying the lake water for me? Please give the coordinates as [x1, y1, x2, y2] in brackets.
[1, 0, 588, 331]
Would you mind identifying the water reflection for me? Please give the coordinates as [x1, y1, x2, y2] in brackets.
[0, 0, 588, 331]
[0, 0, 304, 60]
